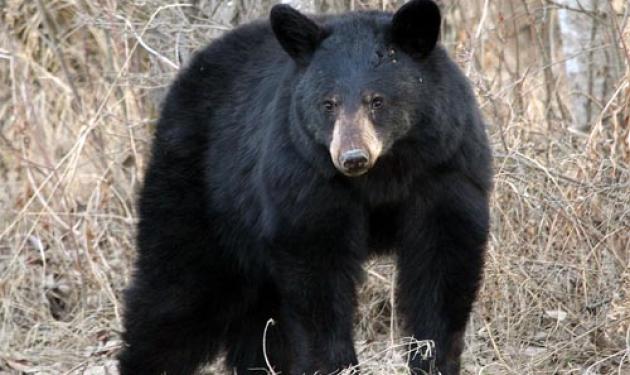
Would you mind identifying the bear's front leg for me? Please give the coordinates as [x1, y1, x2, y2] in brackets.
[271, 222, 366, 375]
[396, 181, 490, 375]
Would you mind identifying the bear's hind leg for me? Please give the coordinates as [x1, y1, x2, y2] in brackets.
[118, 281, 226, 375]
[225, 286, 289, 374]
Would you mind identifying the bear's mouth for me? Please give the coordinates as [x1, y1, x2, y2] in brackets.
[339, 167, 370, 177]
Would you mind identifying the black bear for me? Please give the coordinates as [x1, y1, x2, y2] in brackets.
[118, 0, 492, 374]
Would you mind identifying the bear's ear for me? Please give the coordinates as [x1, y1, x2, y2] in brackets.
[391, 0, 441, 57]
[270, 4, 327, 66]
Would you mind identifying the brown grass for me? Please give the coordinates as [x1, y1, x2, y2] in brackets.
[1, 0, 629, 374]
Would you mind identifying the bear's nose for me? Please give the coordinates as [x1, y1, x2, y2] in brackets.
[339, 149, 370, 176]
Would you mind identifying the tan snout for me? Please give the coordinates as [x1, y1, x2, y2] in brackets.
[329, 110, 383, 177]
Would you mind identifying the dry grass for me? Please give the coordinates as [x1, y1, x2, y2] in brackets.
[1, 0, 629, 374]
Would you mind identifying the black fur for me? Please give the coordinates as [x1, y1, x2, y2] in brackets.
[119, 1, 492, 374]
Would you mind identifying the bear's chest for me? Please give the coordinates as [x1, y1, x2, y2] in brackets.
[366, 204, 403, 254]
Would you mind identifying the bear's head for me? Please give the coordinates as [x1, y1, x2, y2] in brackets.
[271, 0, 443, 177]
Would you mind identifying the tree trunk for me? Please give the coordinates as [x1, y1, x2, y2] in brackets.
[557, 0, 622, 132]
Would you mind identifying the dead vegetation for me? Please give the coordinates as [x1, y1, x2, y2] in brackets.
[0, 0, 628, 374]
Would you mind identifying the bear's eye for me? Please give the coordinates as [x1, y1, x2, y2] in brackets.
[322, 100, 337, 112]
[370, 96, 384, 110]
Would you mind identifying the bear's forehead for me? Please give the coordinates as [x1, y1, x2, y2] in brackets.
[316, 19, 391, 71]
[324, 16, 388, 50]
